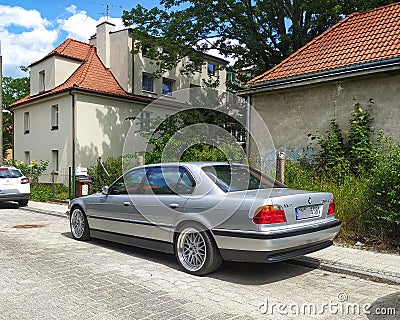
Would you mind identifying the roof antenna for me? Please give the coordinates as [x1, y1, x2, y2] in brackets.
[89, 2, 122, 21]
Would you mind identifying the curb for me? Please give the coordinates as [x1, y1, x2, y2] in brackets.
[21, 206, 67, 219]
[290, 256, 400, 285]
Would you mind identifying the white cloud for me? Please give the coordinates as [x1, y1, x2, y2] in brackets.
[58, 7, 125, 42]
[0, 5, 58, 77]
[0, 4, 125, 77]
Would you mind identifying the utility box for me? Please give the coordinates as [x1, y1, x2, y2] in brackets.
[75, 167, 92, 197]
[75, 177, 92, 197]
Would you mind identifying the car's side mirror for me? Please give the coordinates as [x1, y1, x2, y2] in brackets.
[102, 186, 109, 195]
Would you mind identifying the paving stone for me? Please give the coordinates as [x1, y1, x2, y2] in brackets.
[0, 206, 399, 320]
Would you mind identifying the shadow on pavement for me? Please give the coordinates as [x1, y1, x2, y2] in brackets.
[61, 233, 316, 285]
[211, 260, 316, 285]
[0, 202, 21, 209]
[367, 291, 399, 320]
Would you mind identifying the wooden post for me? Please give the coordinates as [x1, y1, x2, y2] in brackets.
[276, 151, 285, 184]
[137, 155, 144, 166]
[51, 170, 55, 199]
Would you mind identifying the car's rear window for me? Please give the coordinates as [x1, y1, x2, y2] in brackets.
[0, 169, 23, 178]
[202, 165, 285, 192]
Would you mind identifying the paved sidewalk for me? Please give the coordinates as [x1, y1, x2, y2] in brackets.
[24, 201, 400, 284]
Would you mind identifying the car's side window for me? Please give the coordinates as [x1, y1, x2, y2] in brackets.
[142, 167, 179, 195]
[141, 166, 196, 195]
[176, 170, 195, 194]
[109, 168, 146, 195]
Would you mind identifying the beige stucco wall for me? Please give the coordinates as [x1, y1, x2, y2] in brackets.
[54, 57, 81, 87]
[133, 50, 227, 101]
[13, 94, 73, 184]
[90, 24, 228, 100]
[74, 93, 178, 168]
[30, 56, 80, 96]
[109, 29, 133, 93]
[249, 71, 400, 158]
[30, 57, 55, 96]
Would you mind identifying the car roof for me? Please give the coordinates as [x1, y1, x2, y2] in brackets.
[137, 162, 248, 169]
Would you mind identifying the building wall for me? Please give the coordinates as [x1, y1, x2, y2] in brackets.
[250, 71, 400, 158]
[133, 48, 227, 101]
[74, 93, 178, 168]
[109, 29, 133, 93]
[13, 94, 73, 184]
[90, 23, 228, 101]
[30, 57, 80, 96]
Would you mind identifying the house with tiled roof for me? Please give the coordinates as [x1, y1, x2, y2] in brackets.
[11, 22, 228, 184]
[240, 2, 400, 157]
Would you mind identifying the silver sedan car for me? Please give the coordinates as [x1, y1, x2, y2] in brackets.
[67, 162, 341, 275]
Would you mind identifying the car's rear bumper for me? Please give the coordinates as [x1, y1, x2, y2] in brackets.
[212, 219, 341, 262]
[0, 193, 30, 202]
[219, 240, 333, 263]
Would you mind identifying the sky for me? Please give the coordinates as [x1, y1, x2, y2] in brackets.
[0, 1, 160, 78]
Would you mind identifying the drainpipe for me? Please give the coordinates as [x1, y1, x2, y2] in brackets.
[69, 90, 76, 198]
[0, 42, 3, 165]
[132, 35, 135, 93]
[246, 94, 251, 157]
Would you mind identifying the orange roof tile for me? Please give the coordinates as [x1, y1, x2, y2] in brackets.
[249, 2, 400, 85]
[12, 39, 154, 107]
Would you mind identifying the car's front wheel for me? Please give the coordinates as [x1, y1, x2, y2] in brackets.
[70, 207, 90, 241]
[175, 225, 222, 275]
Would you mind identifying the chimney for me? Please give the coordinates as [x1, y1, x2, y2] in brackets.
[94, 21, 115, 68]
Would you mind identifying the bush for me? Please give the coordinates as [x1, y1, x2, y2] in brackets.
[365, 142, 400, 241]
[30, 184, 69, 202]
[292, 101, 400, 246]
[88, 155, 137, 193]
[4, 159, 48, 186]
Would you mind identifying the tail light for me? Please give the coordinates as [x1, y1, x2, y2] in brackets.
[327, 199, 335, 215]
[253, 205, 286, 224]
[21, 177, 29, 184]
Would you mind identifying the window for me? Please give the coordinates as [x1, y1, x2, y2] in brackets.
[51, 105, 59, 130]
[202, 165, 285, 192]
[52, 150, 59, 173]
[24, 151, 30, 164]
[207, 63, 216, 76]
[142, 166, 195, 195]
[109, 168, 146, 195]
[162, 78, 175, 96]
[142, 44, 153, 57]
[39, 70, 45, 92]
[140, 111, 152, 133]
[142, 73, 154, 92]
[24, 112, 30, 134]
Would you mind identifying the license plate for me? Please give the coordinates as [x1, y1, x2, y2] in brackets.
[295, 205, 321, 220]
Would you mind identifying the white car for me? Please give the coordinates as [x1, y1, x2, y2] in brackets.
[0, 166, 30, 206]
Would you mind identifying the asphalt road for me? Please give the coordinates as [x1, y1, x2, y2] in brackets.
[0, 203, 398, 319]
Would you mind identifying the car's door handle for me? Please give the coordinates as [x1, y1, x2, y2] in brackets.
[122, 202, 131, 207]
[169, 203, 180, 209]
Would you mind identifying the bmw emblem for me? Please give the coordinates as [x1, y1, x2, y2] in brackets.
[308, 197, 312, 204]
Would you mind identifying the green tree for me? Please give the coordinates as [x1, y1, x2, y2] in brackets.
[2, 68, 30, 157]
[122, 0, 394, 84]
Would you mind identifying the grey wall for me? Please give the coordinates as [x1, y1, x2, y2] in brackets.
[250, 71, 400, 158]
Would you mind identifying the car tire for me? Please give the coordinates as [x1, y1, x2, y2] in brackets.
[18, 200, 28, 207]
[175, 225, 223, 275]
[70, 207, 90, 241]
